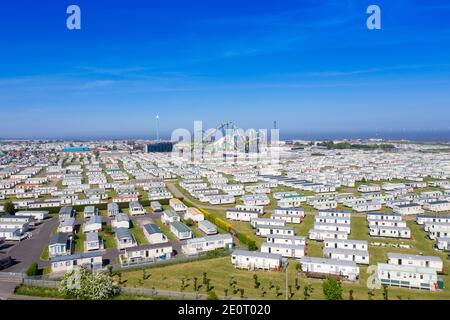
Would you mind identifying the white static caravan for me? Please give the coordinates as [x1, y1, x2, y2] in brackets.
[235, 205, 264, 214]
[120, 242, 173, 265]
[313, 222, 351, 234]
[353, 202, 382, 212]
[367, 218, 407, 228]
[377, 263, 438, 291]
[366, 212, 402, 221]
[317, 210, 351, 218]
[315, 215, 351, 225]
[260, 242, 305, 259]
[250, 218, 286, 228]
[274, 207, 305, 217]
[324, 239, 368, 251]
[143, 223, 168, 245]
[242, 194, 270, 206]
[301, 257, 360, 281]
[323, 248, 369, 265]
[14, 210, 49, 221]
[393, 204, 424, 215]
[255, 225, 295, 237]
[266, 234, 306, 246]
[57, 218, 76, 234]
[198, 220, 218, 235]
[226, 209, 259, 222]
[231, 250, 283, 271]
[369, 225, 411, 239]
[309, 229, 348, 241]
[417, 214, 450, 225]
[50, 252, 103, 274]
[436, 237, 450, 251]
[424, 201, 450, 212]
[182, 234, 233, 255]
[387, 253, 444, 272]
[277, 195, 306, 208]
[425, 223, 450, 239]
[270, 214, 302, 224]
[129, 201, 146, 216]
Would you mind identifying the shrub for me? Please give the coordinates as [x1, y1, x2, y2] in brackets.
[322, 277, 343, 300]
[207, 291, 219, 300]
[26, 262, 40, 277]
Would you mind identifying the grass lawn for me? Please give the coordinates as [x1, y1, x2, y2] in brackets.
[40, 246, 49, 261]
[208, 209, 262, 247]
[74, 227, 86, 253]
[153, 220, 177, 241]
[14, 284, 163, 300]
[130, 221, 149, 245]
[100, 229, 117, 249]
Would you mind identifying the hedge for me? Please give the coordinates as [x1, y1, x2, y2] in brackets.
[198, 208, 257, 250]
[23, 198, 170, 215]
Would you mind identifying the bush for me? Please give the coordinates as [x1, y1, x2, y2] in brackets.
[207, 291, 219, 300]
[4, 201, 15, 215]
[59, 266, 120, 300]
[322, 277, 343, 300]
[26, 262, 40, 277]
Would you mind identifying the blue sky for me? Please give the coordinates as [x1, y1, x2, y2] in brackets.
[0, 0, 450, 139]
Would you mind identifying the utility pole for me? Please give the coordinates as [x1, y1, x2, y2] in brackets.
[156, 115, 160, 142]
[285, 261, 289, 300]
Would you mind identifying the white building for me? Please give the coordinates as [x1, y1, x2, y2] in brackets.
[369, 225, 411, 239]
[309, 229, 348, 241]
[198, 220, 217, 235]
[386, 253, 443, 272]
[182, 234, 233, 255]
[266, 234, 306, 246]
[301, 257, 360, 281]
[260, 242, 305, 258]
[15, 210, 49, 221]
[250, 218, 286, 228]
[50, 252, 103, 274]
[377, 263, 438, 291]
[323, 248, 369, 265]
[231, 250, 282, 271]
[143, 223, 168, 244]
[393, 203, 424, 215]
[129, 201, 146, 216]
[226, 209, 260, 222]
[255, 225, 295, 237]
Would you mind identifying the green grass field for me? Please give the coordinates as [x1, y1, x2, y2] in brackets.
[119, 213, 450, 300]
[130, 221, 149, 245]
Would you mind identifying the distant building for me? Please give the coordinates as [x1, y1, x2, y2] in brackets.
[63, 146, 90, 152]
[146, 142, 174, 153]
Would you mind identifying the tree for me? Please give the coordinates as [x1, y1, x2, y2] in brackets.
[349, 289, 354, 300]
[382, 285, 389, 300]
[26, 262, 40, 277]
[247, 241, 258, 251]
[322, 277, 343, 300]
[253, 274, 260, 289]
[294, 277, 301, 291]
[3, 201, 15, 215]
[59, 266, 120, 300]
[193, 277, 199, 291]
[184, 218, 194, 227]
[303, 284, 313, 300]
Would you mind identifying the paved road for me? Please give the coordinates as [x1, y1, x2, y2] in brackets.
[0, 217, 59, 272]
[0, 280, 20, 300]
